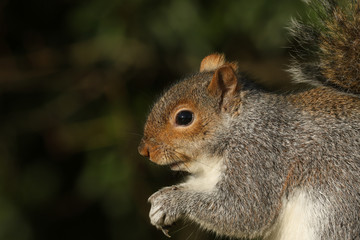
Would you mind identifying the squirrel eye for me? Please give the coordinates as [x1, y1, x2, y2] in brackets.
[175, 110, 194, 126]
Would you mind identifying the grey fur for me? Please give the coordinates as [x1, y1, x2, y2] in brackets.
[288, 0, 360, 95]
[142, 0, 360, 239]
[147, 88, 360, 239]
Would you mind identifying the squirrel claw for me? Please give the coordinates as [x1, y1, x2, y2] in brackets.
[160, 226, 171, 238]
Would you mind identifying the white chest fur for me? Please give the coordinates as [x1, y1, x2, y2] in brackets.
[266, 190, 328, 240]
[183, 156, 224, 192]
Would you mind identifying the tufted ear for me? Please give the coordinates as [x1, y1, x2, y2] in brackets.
[208, 65, 239, 98]
[200, 53, 239, 73]
[200, 53, 225, 72]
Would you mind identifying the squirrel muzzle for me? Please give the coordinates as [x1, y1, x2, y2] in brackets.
[138, 139, 150, 158]
[138, 139, 160, 164]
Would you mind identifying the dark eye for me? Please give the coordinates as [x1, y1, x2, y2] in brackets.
[175, 110, 194, 126]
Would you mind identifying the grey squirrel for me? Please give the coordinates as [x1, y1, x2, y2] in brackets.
[138, 0, 360, 239]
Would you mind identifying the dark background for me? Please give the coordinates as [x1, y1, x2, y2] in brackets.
[0, 0, 307, 239]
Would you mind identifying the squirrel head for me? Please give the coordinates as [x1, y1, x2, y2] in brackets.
[138, 53, 241, 173]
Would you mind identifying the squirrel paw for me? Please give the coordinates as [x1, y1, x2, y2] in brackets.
[148, 186, 182, 236]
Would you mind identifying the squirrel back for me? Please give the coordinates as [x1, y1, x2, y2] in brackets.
[289, 0, 360, 95]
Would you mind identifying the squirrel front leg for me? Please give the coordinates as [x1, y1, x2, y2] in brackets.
[148, 185, 183, 231]
[148, 180, 274, 239]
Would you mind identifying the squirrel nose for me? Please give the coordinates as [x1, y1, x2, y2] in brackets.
[138, 140, 150, 157]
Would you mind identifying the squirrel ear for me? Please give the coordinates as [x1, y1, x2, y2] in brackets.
[200, 53, 226, 72]
[208, 65, 239, 98]
[200, 53, 239, 73]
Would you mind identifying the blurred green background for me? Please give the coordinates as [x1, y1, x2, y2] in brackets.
[0, 0, 307, 239]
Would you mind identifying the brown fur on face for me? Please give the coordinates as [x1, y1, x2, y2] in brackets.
[139, 55, 242, 169]
[138, 72, 218, 167]
[141, 99, 205, 165]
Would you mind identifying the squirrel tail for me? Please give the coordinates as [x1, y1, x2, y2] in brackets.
[289, 0, 360, 95]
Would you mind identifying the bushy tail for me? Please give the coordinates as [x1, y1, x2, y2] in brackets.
[289, 0, 360, 95]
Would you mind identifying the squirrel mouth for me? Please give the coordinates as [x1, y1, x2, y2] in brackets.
[166, 161, 187, 171]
